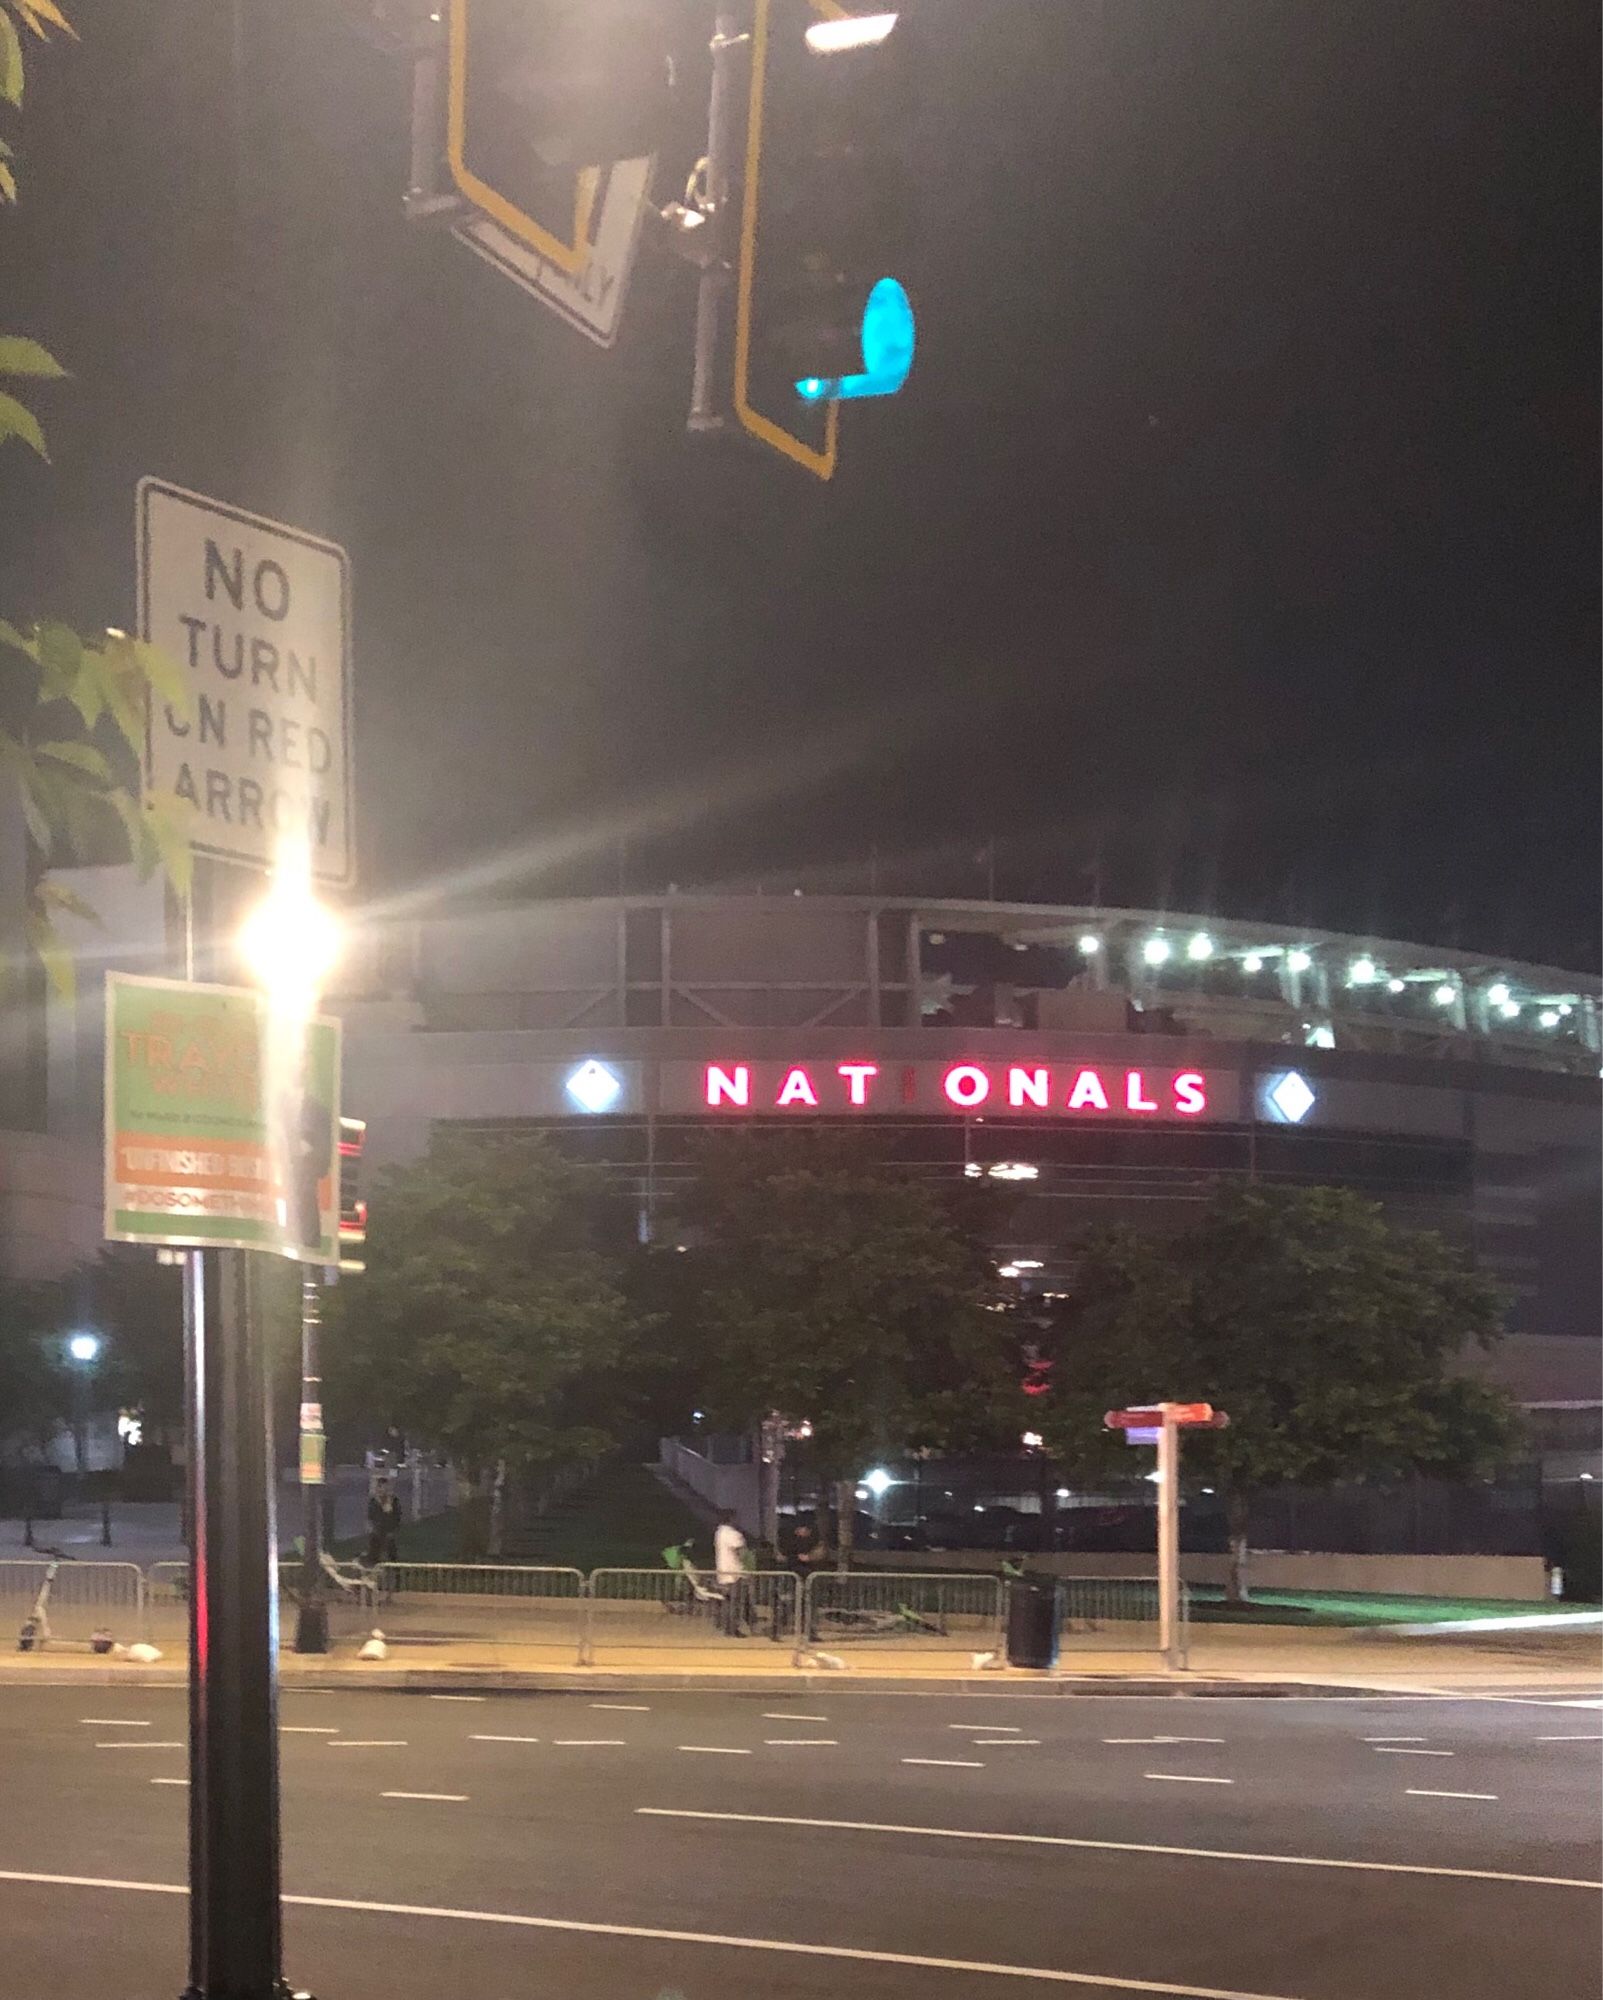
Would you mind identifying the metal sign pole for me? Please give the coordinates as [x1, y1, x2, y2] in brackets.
[1156, 1406, 1181, 1671]
[294, 1270, 330, 1654]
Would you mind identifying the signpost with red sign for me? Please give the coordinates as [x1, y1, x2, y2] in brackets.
[1105, 1401, 1231, 1669]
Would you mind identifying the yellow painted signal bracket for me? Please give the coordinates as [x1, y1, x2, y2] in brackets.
[447, 0, 600, 276]
[733, 0, 845, 479]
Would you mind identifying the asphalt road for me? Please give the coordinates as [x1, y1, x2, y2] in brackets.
[0, 1684, 1598, 2000]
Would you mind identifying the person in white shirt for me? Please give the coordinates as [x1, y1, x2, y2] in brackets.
[712, 1510, 751, 1635]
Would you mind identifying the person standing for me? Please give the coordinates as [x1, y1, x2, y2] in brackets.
[365, 1480, 401, 1567]
[713, 1509, 750, 1635]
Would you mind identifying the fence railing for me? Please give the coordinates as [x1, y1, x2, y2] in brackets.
[800, 1569, 1005, 1662]
[0, 1558, 145, 1647]
[583, 1567, 801, 1664]
[0, 1557, 1183, 1665]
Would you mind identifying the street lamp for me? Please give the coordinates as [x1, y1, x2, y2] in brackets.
[238, 879, 344, 1658]
[65, 1331, 102, 1475]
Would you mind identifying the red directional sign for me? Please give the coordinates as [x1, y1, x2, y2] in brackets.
[1104, 1402, 1228, 1430]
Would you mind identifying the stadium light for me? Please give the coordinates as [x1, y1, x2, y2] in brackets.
[1187, 933, 1213, 962]
[1539, 1009, 1561, 1029]
[1242, 953, 1264, 975]
[1487, 983, 1511, 1007]
[1142, 938, 1171, 967]
[1286, 950, 1313, 974]
[1498, 1000, 1521, 1020]
[1349, 957, 1378, 986]
[1433, 984, 1457, 1007]
[1077, 934, 1100, 955]
[1387, 977, 1407, 995]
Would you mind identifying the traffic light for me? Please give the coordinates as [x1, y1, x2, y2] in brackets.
[734, 2, 917, 477]
[338, 1116, 367, 1275]
[446, 0, 679, 270]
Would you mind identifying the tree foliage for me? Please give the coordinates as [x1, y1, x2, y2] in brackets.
[0, 0, 191, 997]
[678, 1133, 1020, 1550]
[1037, 1183, 1520, 1595]
[321, 1132, 639, 1482]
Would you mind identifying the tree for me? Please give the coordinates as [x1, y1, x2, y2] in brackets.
[1038, 1183, 1520, 1601]
[0, 1275, 68, 1458]
[1, 0, 191, 995]
[321, 1132, 638, 1556]
[681, 1134, 1019, 1565]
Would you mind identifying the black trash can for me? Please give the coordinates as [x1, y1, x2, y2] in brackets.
[1006, 1573, 1060, 1669]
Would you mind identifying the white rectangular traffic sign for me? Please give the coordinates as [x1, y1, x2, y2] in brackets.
[453, 154, 653, 349]
[137, 479, 354, 884]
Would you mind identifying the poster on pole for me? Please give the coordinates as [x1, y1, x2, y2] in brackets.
[104, 973, 341, 1263]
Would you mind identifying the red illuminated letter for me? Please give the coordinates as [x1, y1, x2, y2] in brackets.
[943, 1064, 990, 1109]
[705, 1065, 749, 1108]
[776, 1067, 819, 1108]
[1174, 1071, 1207, 1116]
[1008, 1066, 1050, 1108]
[1066, 1068, 1109, 1111]
[1126, 1070, 1159, 1112]
[837, 1064, 879, 1106]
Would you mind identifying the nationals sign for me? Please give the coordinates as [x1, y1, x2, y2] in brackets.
[691, 1060, 1225, 1120]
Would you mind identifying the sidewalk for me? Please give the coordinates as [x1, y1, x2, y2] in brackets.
[2, 1620, 1597, 1697]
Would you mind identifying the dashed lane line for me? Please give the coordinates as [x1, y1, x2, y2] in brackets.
[470, 1734, 541, 1744]
[80, 1719, 151, 1728]
[1145, 1774, 1234, 1786]
[94, 1742, 184, 1751]
[1538, 1734, 1603, 1742]
[902, 1757, 984, 1768]
[1363, 1736, 1426, 1743]
[973, 1739, 1041, 1747]
[281, 1726, 341, 1735]
[1372, 1748, 1452, 1757]
[591, 1703, 651, 1712]
[150, 1778, 188, 1787]
[428, 1695, 486, 1704]
[0, 1868, 1316, 1998]
[1105, 1737, 1225, 1746]
[764, 1738, 839, 1747]
[950, 1723, 1020, 1733]
[679, 1746, 751, 1756]
[553, 1738, 625, 1747]
[762, 1713, 827, 1722]
[636, 1807, 1600, 1891]
[382, 1791, 469, 1802]
[1399, 1800, 1503, 1816]
[327, 1741, 408, 1749]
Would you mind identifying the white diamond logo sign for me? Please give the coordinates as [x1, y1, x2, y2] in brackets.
[1266, 1071, 1316, 1125]
[565, 1060, 622, 1114]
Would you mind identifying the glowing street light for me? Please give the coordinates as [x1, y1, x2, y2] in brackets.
[67, 1331, 102, 1365]
[237, 880, 342, 1012]
[1186, 932, 1213, 962]
[1142, 938, 1171, 967]
[862, 1467, 894, 1497]
[1286, 949, 1313, 974]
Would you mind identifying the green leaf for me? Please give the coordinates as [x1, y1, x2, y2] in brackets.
[0, 389, 47, 458]
[87, 644, 144, 753]
[24, 907, 73, 1005]
[35, 876, 102, 927]
[35, 737, 112, 785]
[1, 745, 54, 852]
[129, 637, 191, 718]
[34, 618, 82, 699]
[0, 11, 23, 107]
[0, 161, 15, 205]
[0, 336, 67, 380]
[140, 792, 195, 898]
[14, 0, 77, 39]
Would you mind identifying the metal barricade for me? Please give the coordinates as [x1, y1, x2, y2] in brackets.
[801, 1569, 1004, 1663]
[1057, 1576, 1193, 1663]
[370, 1563, 586, 1661]
[0, 1557, 144, 1650]
[583, 1567, 801, 1666]
[141, 1560, 190, 1650]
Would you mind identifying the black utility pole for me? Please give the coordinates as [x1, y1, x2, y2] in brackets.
[183, 1247, 301, 2000]
[294, 1270, 329, 1653]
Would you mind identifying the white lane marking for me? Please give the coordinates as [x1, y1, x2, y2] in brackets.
[1372, 1748, 1452, 1757]
[428, 1695, 486, 1703]
[636, 1807, 1603, 1892]
[763, 1713, 827, 1722]
[1364, 1736, 1426, 1743]
[327, 1740, 408, 1749]
[902, 1757, 984, 1768]
[974, 1739, 1042, 1747]
[280, 1726, 341, 1735]
[764, 1739, 839, 1747]
[553, 1738, 624, 1747]
[1407, 1789, 1498, 1802]
[1538, 1735, 1603, 1742]
[80, 1719, 151, 1728]
[95, 1742, 184, 1751]
[679, 1746, 751, 1756]
[382, 1791, 469, 1802]
[950, 1723, 1020, 1733]
[591, 1702, 651, 1712]
[1106, 1736, 1225, 1746]
[470, 1734, 540, 1744]
[150, 1778, 188, 1787]
[1145, 1774, 1234, 1786]
[0, 1867, 1313, 1999]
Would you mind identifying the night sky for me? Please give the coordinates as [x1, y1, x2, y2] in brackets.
[3, 0, 1597, 966]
